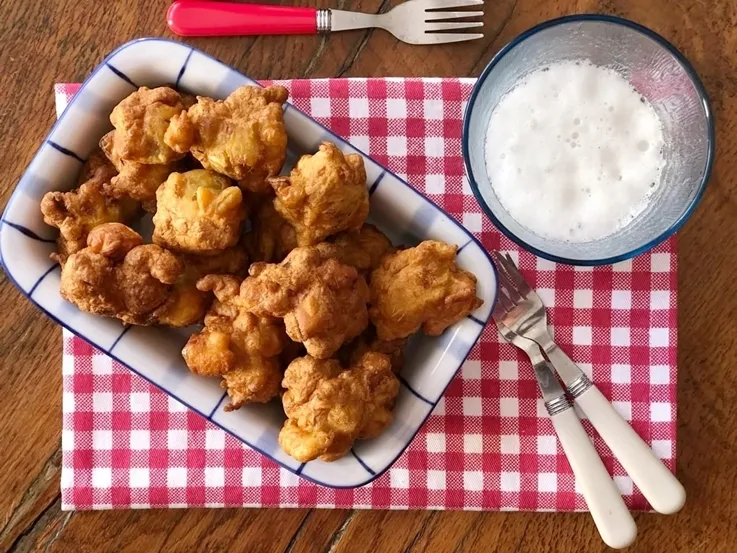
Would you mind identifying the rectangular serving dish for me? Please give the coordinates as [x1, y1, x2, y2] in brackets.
[0, 38, 497, 488]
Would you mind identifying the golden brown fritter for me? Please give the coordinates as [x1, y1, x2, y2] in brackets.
[152, 281, 210, 328]
[279, 351, 398, 462]
[280, 357, 355, 462]
[77, 147, 118, 186]
[183, 274, 288, 374]
[317, 224, 394, 275]
[354, 351, 400, 439]
[117, 245, 184, 318]
[181, 93, 197, 110]
[221, 355, 283, 411]
[346, 326, 407, 374]
[240, 246, 369, 359]
[164, 85, 289, 191]
[154, 246, 250, 328]
[59, 223, 185, 325]
[182, 274, 289, 409]
[152, 169, 245, 254]
[270, 142, 369, 246]
[109, 86, 187, 164]
[41, 172, 138, 264]
[58, 226, 134, 317]
[243, 200, 297, 263]
[369, 241, 483, 341]
[100, 130, 173, 211]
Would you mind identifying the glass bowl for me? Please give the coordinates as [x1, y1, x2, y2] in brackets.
[463, 14, 714, 265]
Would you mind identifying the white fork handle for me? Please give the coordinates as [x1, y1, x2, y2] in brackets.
[551, 407, 637, 549]
[575, 386, 686, 514]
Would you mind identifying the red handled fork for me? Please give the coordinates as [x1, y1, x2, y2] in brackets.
[168, 0, 484, 45]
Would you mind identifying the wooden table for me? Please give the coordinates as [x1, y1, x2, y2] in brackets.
[1, 0, 736, 551]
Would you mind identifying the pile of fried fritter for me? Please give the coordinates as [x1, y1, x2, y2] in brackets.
[41, 85, 483, 462]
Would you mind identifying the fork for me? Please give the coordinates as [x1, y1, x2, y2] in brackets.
[491, 251, 687, 515]
[494, 312, 637, 549]
[167, 0, 484, 44]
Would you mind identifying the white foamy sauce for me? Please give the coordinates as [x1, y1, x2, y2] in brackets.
[484, 60, 665, 243]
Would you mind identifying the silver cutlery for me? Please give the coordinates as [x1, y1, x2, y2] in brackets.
[491, 251, 687, 515]
[494, 311, 637, 549]
[325, 0, 485, 44]
[167, 0, 485, 45]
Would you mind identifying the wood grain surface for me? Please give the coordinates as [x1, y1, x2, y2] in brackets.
[1, 0, 736, 551]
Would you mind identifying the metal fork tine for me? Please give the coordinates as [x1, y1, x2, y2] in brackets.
[491, 254, 526, 303]
[500, 279, 524, 303]
[492, 303, 507, 322]
[502, 253, 534, 295]
[494, 285, 510, 310]
[492, 250, 516, 275]
[496, 288, 516, 312]
[493, 252, 533, 297]
[490, 251, 514, 283]
[424, 10, 484, 21]
[419, 32, 484, 44]
[489, 250, 505, 268]
[425, 21, 483, 31]
[422, 0, 484, 9]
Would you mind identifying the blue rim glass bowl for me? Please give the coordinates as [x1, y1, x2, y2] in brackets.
[463, 14, 715, 266]
[0, 38, 497, 488]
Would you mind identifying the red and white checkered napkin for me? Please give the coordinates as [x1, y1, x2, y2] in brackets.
[56, 80, 678, 511]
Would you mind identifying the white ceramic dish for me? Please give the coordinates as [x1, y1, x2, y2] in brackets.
[0, 38, 497, 488]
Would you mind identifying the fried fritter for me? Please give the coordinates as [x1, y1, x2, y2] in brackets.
[183, 275, 287, 372]
[59, 223, 185, 325]
[58, 226, 134, 317]
[221, 355, 283, 411]
[151, 280, 209, 328]
[100, 130, 173, 212]
[164, 85, 289, 191]
[41, 171, 138, 264]
[279, 351, 398, 462]
[369, 241, 483, 341]
[354, 351, 400, 439]
[270, 142, 369, 246]
[240, 246, 369, 359]
[154, 246, 250, 327]
[181, 93, 197, 110]
[182, 274, 289, 409]
[346, 326, 407, 373]
[109, 86, 187, 164]
[77, 147, 118, 186]
[280, 357, 354, 462]
[152, 169, 245, 254]
[243, 200, 297, 263]
[316, 224, 394, 275]
[117, 246, 183, 318]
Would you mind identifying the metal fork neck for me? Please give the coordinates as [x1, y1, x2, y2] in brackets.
[323, 9, 384, 33]
[543, 340, 594, 390]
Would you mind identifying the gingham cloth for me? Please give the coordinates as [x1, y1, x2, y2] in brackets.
[56, 80, 677, 511]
